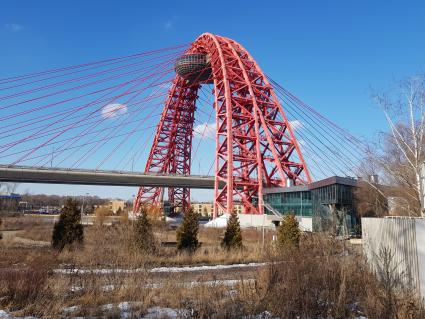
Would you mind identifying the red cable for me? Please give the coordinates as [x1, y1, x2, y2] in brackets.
[3, 64, 175, 155]
[1, 111, 162, 161]
[2, 125, 158, 164]
[0, 80, 173, 133]
[96, 106, 158, 169]
[10, 70, 170, 165]
[71, 63, 213, 168]
[0, 58, 177, 113]
[63, 65, 173, 168]
[1, 103, 162, 153]
[0, 43, 188, 84]
[0, 51, 181, 101]
[0, 91, 168, 144]
[0, 49, 185, 92]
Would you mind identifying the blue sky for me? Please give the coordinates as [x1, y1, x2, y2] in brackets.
[1, 0, 424, 200]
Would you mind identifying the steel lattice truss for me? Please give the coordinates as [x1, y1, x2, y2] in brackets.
[134, 33, 312, 217]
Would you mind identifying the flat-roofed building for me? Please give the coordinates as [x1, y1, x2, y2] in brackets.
[263, 176, 362, 235]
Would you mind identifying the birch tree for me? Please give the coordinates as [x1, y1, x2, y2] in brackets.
[373, 75, 425, 217]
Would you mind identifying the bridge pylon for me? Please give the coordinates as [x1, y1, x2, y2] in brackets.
[134, 33, 311, 217]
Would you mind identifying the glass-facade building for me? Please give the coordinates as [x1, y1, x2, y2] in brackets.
[263, 176, 360, 236]
[263, 185, 312, 217]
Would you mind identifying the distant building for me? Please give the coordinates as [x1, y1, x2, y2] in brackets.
[192, 201, 243, 217]
[107, 200, 125, 214]
[192, 202, 213, 217]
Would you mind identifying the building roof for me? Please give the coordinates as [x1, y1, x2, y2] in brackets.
[263, 176, 358, 194]
[263, 185, 309, 194]
[308, 176, 358, 189]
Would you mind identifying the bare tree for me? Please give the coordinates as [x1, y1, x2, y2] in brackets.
[0, 182, 19, 194]
[372, 75, 425, 217]
[354, 181, 388, 218]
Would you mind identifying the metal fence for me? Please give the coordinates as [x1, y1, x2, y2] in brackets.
[362, 217, 425, 298]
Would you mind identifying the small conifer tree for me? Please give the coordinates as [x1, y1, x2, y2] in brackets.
[176, 207, 199, 252]
[52, 198, 84, 251]
[132, 207, 157, 254]
[222, 212, 242, 250]
[276, 214, 301, 250]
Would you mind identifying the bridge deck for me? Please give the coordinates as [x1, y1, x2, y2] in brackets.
[0, 165, 219, 189]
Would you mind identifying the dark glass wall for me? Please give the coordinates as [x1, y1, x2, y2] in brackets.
[263, 191, 312, 216]
[311, 184, 357, 235]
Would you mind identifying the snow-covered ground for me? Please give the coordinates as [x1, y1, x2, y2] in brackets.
[0, 306, 368, 318]
[0, 306, 184, 319]
[69, 278, 255, 292]
[0, 310, 38, 319]
[0, 305, 280, 319]
[54, 261, 267, 275]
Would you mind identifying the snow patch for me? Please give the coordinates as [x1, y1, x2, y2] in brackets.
[204, 214, 229, 228]
[143, 306, 180, 318]
[150, 262, 266, 273]
[0, 311, 10, 319]
[55, 261, 267, 275]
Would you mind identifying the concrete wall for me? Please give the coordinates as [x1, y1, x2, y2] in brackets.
[237, 214, 276, 228]
[362, 217, 425, 298]
[238, 214, 313, 231]
[297, 216, 313, 232]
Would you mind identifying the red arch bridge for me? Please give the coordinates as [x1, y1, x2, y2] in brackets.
[0, 33, 367, 218]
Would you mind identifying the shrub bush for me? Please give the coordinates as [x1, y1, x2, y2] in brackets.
[221, 213, 242, 250]
[51, 198, 84, 251]
[176, 207, 199, 252]
[276, 214, 300, 250]
[132, 207, 157, 254]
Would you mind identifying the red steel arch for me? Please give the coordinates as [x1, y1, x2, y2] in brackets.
[134, 33, 311, 217]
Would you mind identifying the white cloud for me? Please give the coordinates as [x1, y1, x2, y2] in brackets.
[194, 122, 215, 139]
[101, 103, 128, 119]
[289, 120, 303, 131]
[5, 23, 23, 32]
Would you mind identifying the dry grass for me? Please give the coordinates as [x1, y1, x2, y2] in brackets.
[0, 214, 424, 318]
[1, 214, 52, 230]
[0, 254, 57, 315]
[21, 224, 53, 242]
[55, 221, 271, 268]
[94, 206, 113, 226]
[1, 215, 272, 266]
[234, 235, 425, 319]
